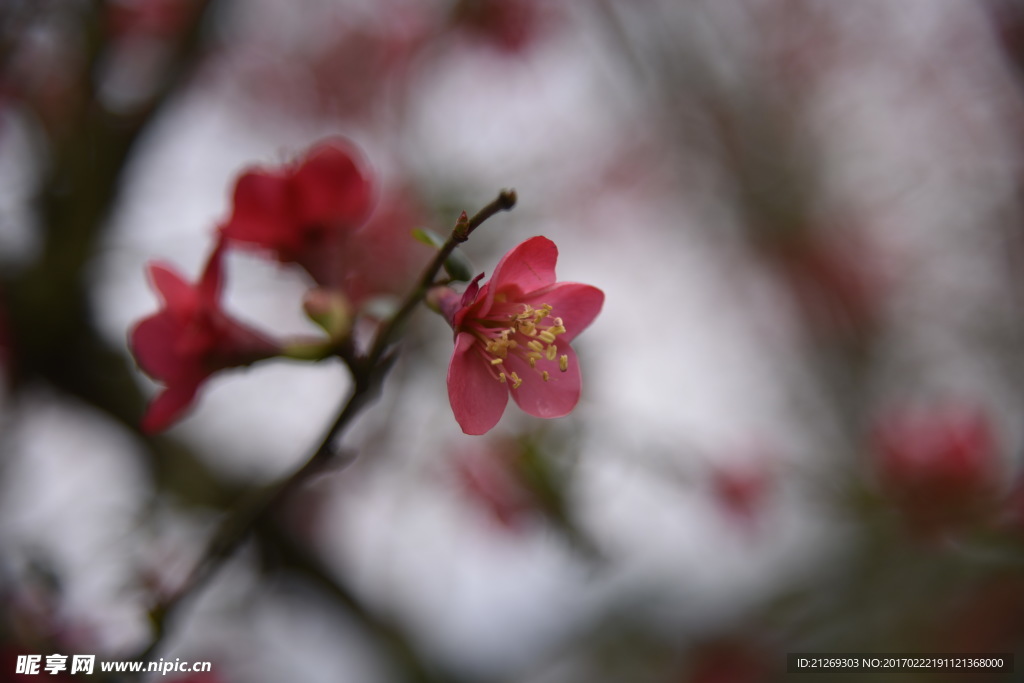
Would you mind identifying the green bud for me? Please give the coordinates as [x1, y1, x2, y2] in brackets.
[303, 288, 352, 340]
[281, 338, 336, 361]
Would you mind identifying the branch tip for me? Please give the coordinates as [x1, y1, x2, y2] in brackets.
[498, 189, 517, 210]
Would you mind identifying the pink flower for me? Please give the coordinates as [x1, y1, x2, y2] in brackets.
[444, 236, 603, 435]
[336, 191, 434, 309]
[872, 405, 1000, 534]
[768, 229, 886, 339]
[709, 460, 774, 533]
[219, 139, 373, 288]
[452, 440, 539, 531]
[106, 0, 195, 40]
[129, 242, 280, 433]
[451, 0, 553, 54]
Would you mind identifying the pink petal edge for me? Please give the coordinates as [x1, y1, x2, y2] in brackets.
[148, 262, 193, 311]
[484, 236, 558, 309]
[141, 379, 201, 434]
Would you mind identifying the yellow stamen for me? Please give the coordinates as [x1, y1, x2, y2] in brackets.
[482, 302, 573, 386]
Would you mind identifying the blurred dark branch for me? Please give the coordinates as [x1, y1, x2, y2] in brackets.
[3, 0, 216, 437]
[0, 0, 239, 635]
[255, 517, 482, 683]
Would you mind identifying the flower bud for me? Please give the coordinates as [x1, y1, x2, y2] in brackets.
[302, 287, 352, 341]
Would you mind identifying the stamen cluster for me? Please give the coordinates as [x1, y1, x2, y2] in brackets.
[484, 304, 569, 388]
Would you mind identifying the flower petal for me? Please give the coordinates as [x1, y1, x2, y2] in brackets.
[214, 317, 281, 366]
[141, 378, 201, 434]
[461, 273, 486, 308]
[221, 169, 296, 255]
[447, 331, 509, 435]
[505, 343, 581, 418]
[129, 311, 181, 380]
[292, 141, 373, 229]
[486, 236, 557, 307]
[519, 282, 604, 342]
[453, 280, 491, 330]
[148, 262, 196, 317]
[339, 198, 432, 303]
[198, 239, 227, 304]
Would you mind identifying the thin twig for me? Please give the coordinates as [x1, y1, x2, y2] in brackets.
[368, 189, 517, 366]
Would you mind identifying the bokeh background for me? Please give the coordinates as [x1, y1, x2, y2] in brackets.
[2, 0, 1024, 681]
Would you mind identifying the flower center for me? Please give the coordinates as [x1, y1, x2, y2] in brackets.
[479, 303, 569, 389]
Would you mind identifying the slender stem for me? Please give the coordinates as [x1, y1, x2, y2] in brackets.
[368, 189, 517, 366]
[133, 190, 516, 663]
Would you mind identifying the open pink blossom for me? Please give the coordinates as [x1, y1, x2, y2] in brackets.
[129, 242, 280, 433]
[219, 138, 373, 287]
[443, 236, 603, 435]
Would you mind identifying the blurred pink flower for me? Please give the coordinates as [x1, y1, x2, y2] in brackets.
[710, 461, 774, 533]
[336, 191, 434, 309]
[769, 231, 885, 339]
[220, 139, 373, 288]
[442, 236, 603, 435]
[106, 0, 195, 40]
[451, 0, 552, 53]
[453, 440, 538, 531]
[872, 405, 1000, 534]
[130, 242, 280, 433]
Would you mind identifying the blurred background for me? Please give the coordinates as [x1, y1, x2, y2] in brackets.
[2, 0, 1024, 681]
